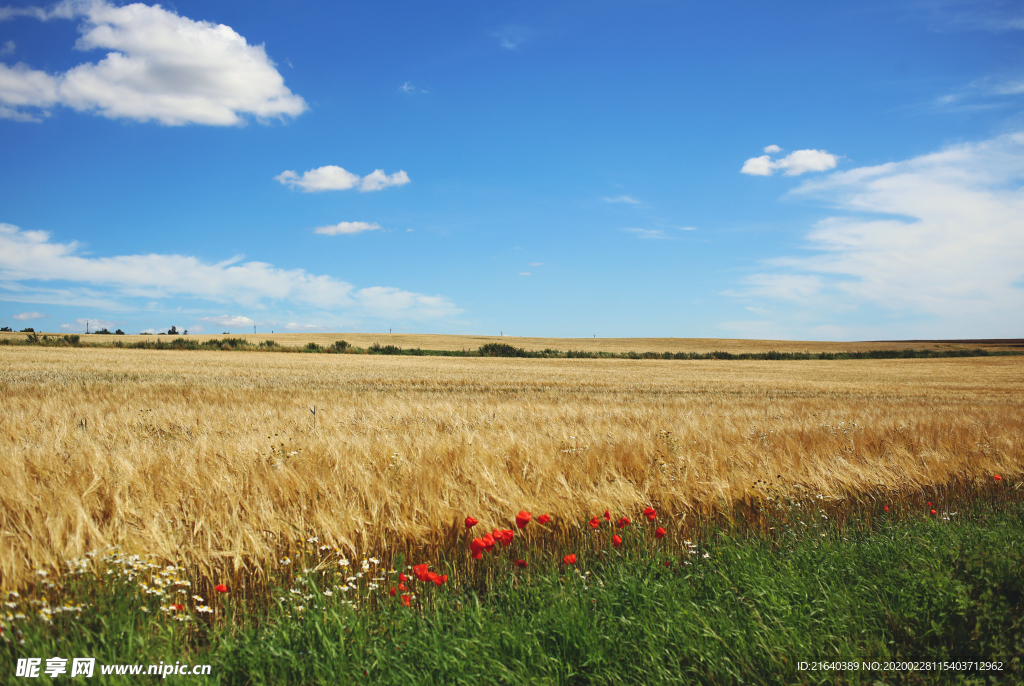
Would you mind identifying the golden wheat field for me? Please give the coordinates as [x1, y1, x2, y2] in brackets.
[1, 344, 1022, 592]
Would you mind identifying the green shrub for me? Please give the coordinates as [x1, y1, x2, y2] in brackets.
[478, 342, 527, 357]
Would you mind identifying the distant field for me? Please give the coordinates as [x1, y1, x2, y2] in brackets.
[1, 346, 1020, 591]
[2, 330, 1023, 353]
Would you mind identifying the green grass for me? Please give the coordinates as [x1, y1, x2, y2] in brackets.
[4, 498, 1022, 684]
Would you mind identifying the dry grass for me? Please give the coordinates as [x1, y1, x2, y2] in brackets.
[3, 331, 1023, 353]
[1, 346, 1021, 591]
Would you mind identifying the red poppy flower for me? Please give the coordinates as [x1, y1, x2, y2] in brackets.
[995, 475, 1002, 481]
[465, 516, 479, 529]
[612, 535, 622, 547]
[214, 584, 228, 593]
[655, 527, 666, 539]
[604, 510, 611, 521]
[170, 603, 184, 611]
[436, 574, 448, 585]
[413, 564, 430, 582]
[389, 587, 397, 597]
[515, 511, 532, 529]
[927, 502, 932, 507]
[664, 560, 672, 567]
[425, 571, 439, 584]
[482, 533, 496, 552]
[643, 507, 657, 522]
[538, 514, 551, 525]
[617, 516, 631, 528]
[496, 529, 515, 547]
[884, 506, 889, 512]
[398, 583, 407, 592]
[589, 516, 600, 529]
[470, 537, 485, 558]
[563, 554, 576, 565]
[930, 509, 937, 515]
[401, 595, 411, 607]
[398, 573, 407, 582]
[514, 559, 527, 568]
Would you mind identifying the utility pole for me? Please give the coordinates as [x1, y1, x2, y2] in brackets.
[254, 325, 256, 334]
[86, 320, 89, 334]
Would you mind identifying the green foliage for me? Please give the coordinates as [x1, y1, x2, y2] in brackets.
[5, 495, 1022, 684]
[478, 342, 528, 357]
[332, 340, 349, 352]
[20, 327, 35, 333]
[305, 342, 322, 351]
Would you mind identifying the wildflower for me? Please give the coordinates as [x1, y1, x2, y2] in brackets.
[215, 584, 228, 593]
[470, 538, 485, 559]
[494, 529, 514, 547]
[617, 516, 631, 528]
[604, 510, 611, 521]
[433, 574, 447, 586]
[192, 595, 204, 602]
[339, 559, 349, 567]
[927, 502, 932, 506]
[884, 506, 889, 512]
[655, 527, 666, 539]
[482, 533, 496, 552]
[563, 554, 576, 565]
[514, 559, 527, 568]
[612, 535, 622, 548]
[589, 516, 600, 529]
[465, 516, 479, 529]
[515, 511, 531, 529]
[280, 557, 291, 566]
[994, 475, 1002, 481]
[324, 590, 332, 596]
[664, 561, 672, 567]
[538, 514, 551, 525]
[398, 583, 407, 592]
[398, 573, 407, 582]
[196, 605, 213, 614]
[413, 564, 430, 582]
[643, 507, 657, 522]
[170, 603, 184, 611]
[401, 595, 411, 607]
[930, 509, 937, 515]
[389, 587, 397, 597]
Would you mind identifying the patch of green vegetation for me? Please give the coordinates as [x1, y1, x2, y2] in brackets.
[4, 497, 1020, 684]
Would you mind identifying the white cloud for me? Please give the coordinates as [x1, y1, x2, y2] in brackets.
[284, 322, 324, 331]
[358, 169, 410, 192]
[624, 228, 669, 239]
[197, 315, 253, 327]
[61, 317, 122, 332]
[528, 262, 544, 266]
[733, 131, 1024, 335]
[678, 226, 698, 231]
[763, 144, 782, 154]
[0, 222, 462, 319]
[0, 39, 14, 55]
[275, 166, 410, 193]
[741, 149, 838, 176]
[314, 221, 382, 236]
[0, 0, 306, 125]
[519, 272, 531, 276]
[399, 81, 426, 94]
[13, 310, 46, 320]
[603, 195, 640, 204]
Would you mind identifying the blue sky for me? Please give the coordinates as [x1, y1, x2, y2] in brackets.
[1, 0, 1022, 339]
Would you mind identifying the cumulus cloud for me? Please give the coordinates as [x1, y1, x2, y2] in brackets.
[275, 166, 410, 193]
[732, 132, 1024, 335]
[763, 144, 782, 154]
[0, 0, 306, 125]
[197, 315, 253, 327]
[314, 221, 382, 236]
[741, 148, 838, 176]
[13, 310, 46, 320]
[0, 222, 462, 320]
[61, 317, 121, 332]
